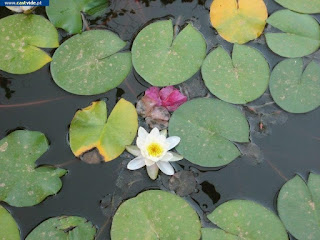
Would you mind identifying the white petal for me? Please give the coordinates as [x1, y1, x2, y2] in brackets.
[6, 6, 24, 12]
[127, 156, 145, 170]
[166, 136, 181, 150]
[145, 158, 155, 166]
[156, 161, 174, 175]
[160, 129, 167, 137]
[150, 127, 160, 137]
[169, 152, 184, 162]
[126, 145, 141, 156]
[136, 136, 145, 149]
[147, 164, 159, 180]
[160, 152, 173, 162]
[138, 127, 148, 139]
[21, 6, 33, 11]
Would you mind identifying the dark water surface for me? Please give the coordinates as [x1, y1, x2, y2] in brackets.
[1, 0, 320, 239]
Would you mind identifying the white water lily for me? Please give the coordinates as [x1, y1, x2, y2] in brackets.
[126, 127, 183, 180]
[6, 6, 34, 13]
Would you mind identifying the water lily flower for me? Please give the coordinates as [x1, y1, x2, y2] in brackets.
[6, 6, 34, 13]
[126, 127, 183, 180]
[145, 86, 187, 112]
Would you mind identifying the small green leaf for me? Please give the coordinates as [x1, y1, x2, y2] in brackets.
[111, 190, 201, 240]
[266, 10, 320, 58]
[26, 216, 96, 240]
[51, 30, 132, 95]
[270, 59, 320, 113]
[0, 205, 20, 240]
[208, 200, 288, 240]
[275, 0, 320, 14]
[132, 19, 207, 86]
[202, 45, 269, 104]
[70, 99, 138, 161]
[168, 98, 249, 167]
[278, 173, 320, 240]
[46, 0, 108, 34]
[0, 130, 67, 207]
[0, 14, 59, 74]
[202, 228, 238, 240]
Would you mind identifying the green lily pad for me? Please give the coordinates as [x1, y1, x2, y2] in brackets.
[201, 45, 269, 104]
[168, 98, 249, 167]
[278, 173, 320, 240]
[0, 130, 67, 207]
[46, 0, 108, 34]
[0, 14, 59, 74]
[275, 0, 320, 14]
[266, 10, 320, 58]
[70, 99, 138, 161]
[207, 200, 288, 240]
[51, 30, 132, 95]
[26, 216, 96, 240]
[270, 59, 320, 113]
[202, 228, 238, 240]
[132, 19, 207, 86]
[0, 205, 20, 240]
[111, 190, 201, 240]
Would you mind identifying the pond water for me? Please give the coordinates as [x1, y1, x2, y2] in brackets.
[0, 0, 320, 239]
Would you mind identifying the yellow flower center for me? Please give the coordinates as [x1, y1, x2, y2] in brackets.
[147, 143, 164, 157]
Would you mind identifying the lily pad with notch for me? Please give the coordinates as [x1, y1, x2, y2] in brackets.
[0, 205, 20, 240]
[51, 30, 132, 95]
[0, 14, 59, 74]
[203, 200, 288, 240]
[26, 216, 97, 240]
[69, 99, 138, 162]
[169, 98, 249, 167]
[278, 173, 320, 240]
[201, 44, 270, 104]
[132, 19, 207, 86]
[46, 0, 108, 34]
[111, 190, 201, 240]
[270, 58, 320, 113]
[266, 10, 320, 58]
[209, 0, 268, 44]
[0, 130, 67, 207]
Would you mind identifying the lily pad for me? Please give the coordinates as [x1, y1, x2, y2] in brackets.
[202, 45, 269, 104]
[69, 99, 138, 161]
[278, 173, 320, 240]
[266, 10, 320, 58]
[209, 0, 268, 44]
[202, 228, 238, 240]
[132, 19, 206, 86]
[111, 190, 201, 240]
[0, 14, 59, 74]
[0, 205, 20, 240]
[46, 0, 108, 34]
[275, 0, 320, 14]
[0, 130, 67, 207]
[207, 200, 288, 240]
[51, 30, 132, 95]
[270, 59, 320, 113]
[168, 98, 249, 167]
[26, 216, 97, 240]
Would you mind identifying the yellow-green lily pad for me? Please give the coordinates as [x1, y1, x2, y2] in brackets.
[0, 205, 20, 240]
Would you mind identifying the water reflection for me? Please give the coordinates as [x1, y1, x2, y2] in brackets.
[0, 73, 14, 100]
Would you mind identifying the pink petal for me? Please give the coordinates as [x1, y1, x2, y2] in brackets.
[145, 87, 161, 106]
[159, 86, 175, 100]
[161, 88, 187, 112]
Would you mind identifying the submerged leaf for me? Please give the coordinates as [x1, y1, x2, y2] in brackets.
[266, 10, 320, 58]
[111, 190, 201, 240]
[207, 200, 288, 240]
[132, 20, 206, 86]
[278, 173, 320, 240]
[169, 98, 249, 167]
[0, 130, 67, 207]
[26, 216, 96, 240]
[51, 30, 132, 95]
[46, 0, 108, 34]
[70, 99, 138, 162]
[275, 0, 320, 14]
[0, 14, 59, 74]
[0, 205, 20, 240]
[202, 45, 269, 104]
[210, 0, 268, 44]
[270, 59, 320, 113]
